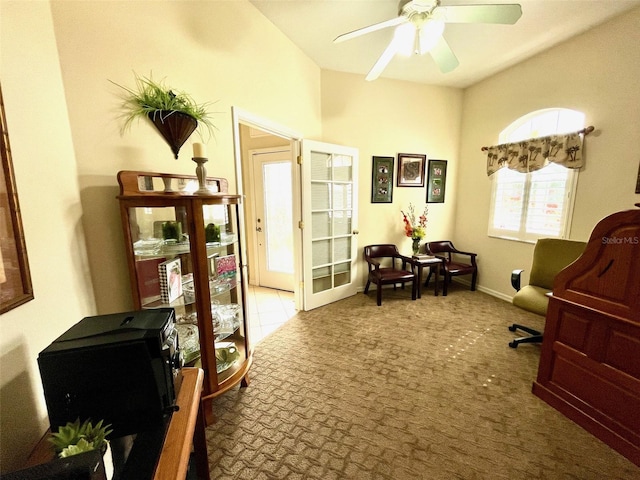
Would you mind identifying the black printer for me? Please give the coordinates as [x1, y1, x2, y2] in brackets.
[38, 308, 182, 438]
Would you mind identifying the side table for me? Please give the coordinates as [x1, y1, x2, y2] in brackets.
[411, 256, 443, 298]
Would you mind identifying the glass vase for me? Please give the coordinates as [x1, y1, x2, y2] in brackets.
[412, 238, 420, 255]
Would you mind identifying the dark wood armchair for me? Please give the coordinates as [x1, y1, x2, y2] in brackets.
[425, 240, 478, 296]
[363, 244, 417, 306]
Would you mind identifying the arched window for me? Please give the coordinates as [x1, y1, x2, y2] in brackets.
[488, 108, 585, 242]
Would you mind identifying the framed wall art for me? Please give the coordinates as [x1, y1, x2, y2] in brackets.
[1, 84, 34, 314]
[426, 159, 447, 203]
[371, 156, 394, 203]
[396, 153, 426, 187]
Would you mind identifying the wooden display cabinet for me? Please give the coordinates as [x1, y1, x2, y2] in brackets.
[117, 170, 251, 425]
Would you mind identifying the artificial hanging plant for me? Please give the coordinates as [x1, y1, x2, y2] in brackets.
[111, 72, 217, 158]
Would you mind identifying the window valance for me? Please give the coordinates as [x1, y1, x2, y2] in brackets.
[484, 126, 593, 176]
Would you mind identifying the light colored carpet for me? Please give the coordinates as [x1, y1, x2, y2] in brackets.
[205, 283, 639, 479]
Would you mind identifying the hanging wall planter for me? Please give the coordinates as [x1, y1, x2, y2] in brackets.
[148, 110, 198, 159]
[111, 73, 216, 159]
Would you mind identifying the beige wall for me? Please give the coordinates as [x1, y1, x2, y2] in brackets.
[456, 7, 640, 300]
[321, 70, 463, 287]
[0, 1, 97, 471]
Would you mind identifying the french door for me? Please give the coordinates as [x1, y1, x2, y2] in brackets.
[300, 140, 359, 310]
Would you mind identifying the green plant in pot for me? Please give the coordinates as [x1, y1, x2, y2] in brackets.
[111, 73, 217, 159]
[48, 418, 113, 458]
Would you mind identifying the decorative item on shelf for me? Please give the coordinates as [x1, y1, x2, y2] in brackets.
[402, 203, 429, 254]
[158, 257, 182, 304]
[110, 72, 217, 159]
[176, 323, 200, 364]
[192, 142, 211, 194]
[215, 254, 237, 279]
[215, 341, 240, 374]
[205, 223, 221, 243]
[161, 221, 182, 241]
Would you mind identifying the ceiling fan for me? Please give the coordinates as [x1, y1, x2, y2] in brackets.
[334, 0, 522, 81]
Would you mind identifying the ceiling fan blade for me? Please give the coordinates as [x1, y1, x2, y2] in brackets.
[365, 40, 401, 81]
[437, 4, 522, 24]
[334, 17, 407, 43]
[430, 36, 459, 73]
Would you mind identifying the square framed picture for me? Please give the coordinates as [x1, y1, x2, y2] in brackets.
[427, 159, 447, 203]
[397, 153, 426, 187]
[371, 156, 394, 203]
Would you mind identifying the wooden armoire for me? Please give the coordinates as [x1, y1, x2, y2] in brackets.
[533, 207, 640, 466]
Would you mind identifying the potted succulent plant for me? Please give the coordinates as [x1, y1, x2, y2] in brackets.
[111, 73, 217, 158]
[48, 418, 113, 458]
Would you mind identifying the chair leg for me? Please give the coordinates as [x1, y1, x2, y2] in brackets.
[508, 324, 543, 348]
[442, 273, 448, 296]
[376, 284, 382, 306]
[508, 324, 541, 336]
[411, 279, 417, 300]
[425, 270, 432, 287]
[508, 334, 543, 348]
[364, 280, 371, 294]
[470, 271, 477, 291]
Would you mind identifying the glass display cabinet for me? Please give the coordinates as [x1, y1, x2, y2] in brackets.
[117, 170, 251, 425]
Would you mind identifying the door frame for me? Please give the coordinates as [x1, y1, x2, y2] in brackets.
[231, 107, 303, 310]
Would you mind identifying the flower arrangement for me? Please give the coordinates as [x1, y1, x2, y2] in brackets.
[402, 203, 428, 240]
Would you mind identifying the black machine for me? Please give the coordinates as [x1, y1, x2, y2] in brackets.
[38, 308, 183, 439]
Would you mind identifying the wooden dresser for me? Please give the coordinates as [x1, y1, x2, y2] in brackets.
[533, 207, 640, 466]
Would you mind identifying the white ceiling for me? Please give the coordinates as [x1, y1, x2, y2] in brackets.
[249, 0, 640, 88]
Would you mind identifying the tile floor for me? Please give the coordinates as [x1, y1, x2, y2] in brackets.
[246, 285, 296, 344]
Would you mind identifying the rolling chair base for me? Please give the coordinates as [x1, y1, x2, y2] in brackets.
[508, 323, 542, 348]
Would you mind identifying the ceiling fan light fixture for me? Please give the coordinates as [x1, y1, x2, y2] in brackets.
[394, 22, 416, 57]
[339, 0, 522, 81]
[418, 18, 445, 54]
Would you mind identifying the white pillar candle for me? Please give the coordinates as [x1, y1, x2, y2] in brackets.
[193, 143, 207, 158]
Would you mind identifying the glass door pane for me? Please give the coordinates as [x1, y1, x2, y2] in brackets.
[302, 140, 359, 310]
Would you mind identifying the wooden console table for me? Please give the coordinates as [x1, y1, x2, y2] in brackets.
[22, 367, 209, 480]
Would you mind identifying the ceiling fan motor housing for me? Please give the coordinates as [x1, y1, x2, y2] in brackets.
[399, 0, 439, 16]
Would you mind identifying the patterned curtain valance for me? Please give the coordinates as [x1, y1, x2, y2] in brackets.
[485, 128, 590, 176]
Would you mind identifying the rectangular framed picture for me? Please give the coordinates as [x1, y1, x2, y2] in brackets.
[158, 257, 183, 304]
[427, 159, 447, 203]
[1, 84, 34, 314]
[371, 156, 394, 203]
[397, 153, 426, 187]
